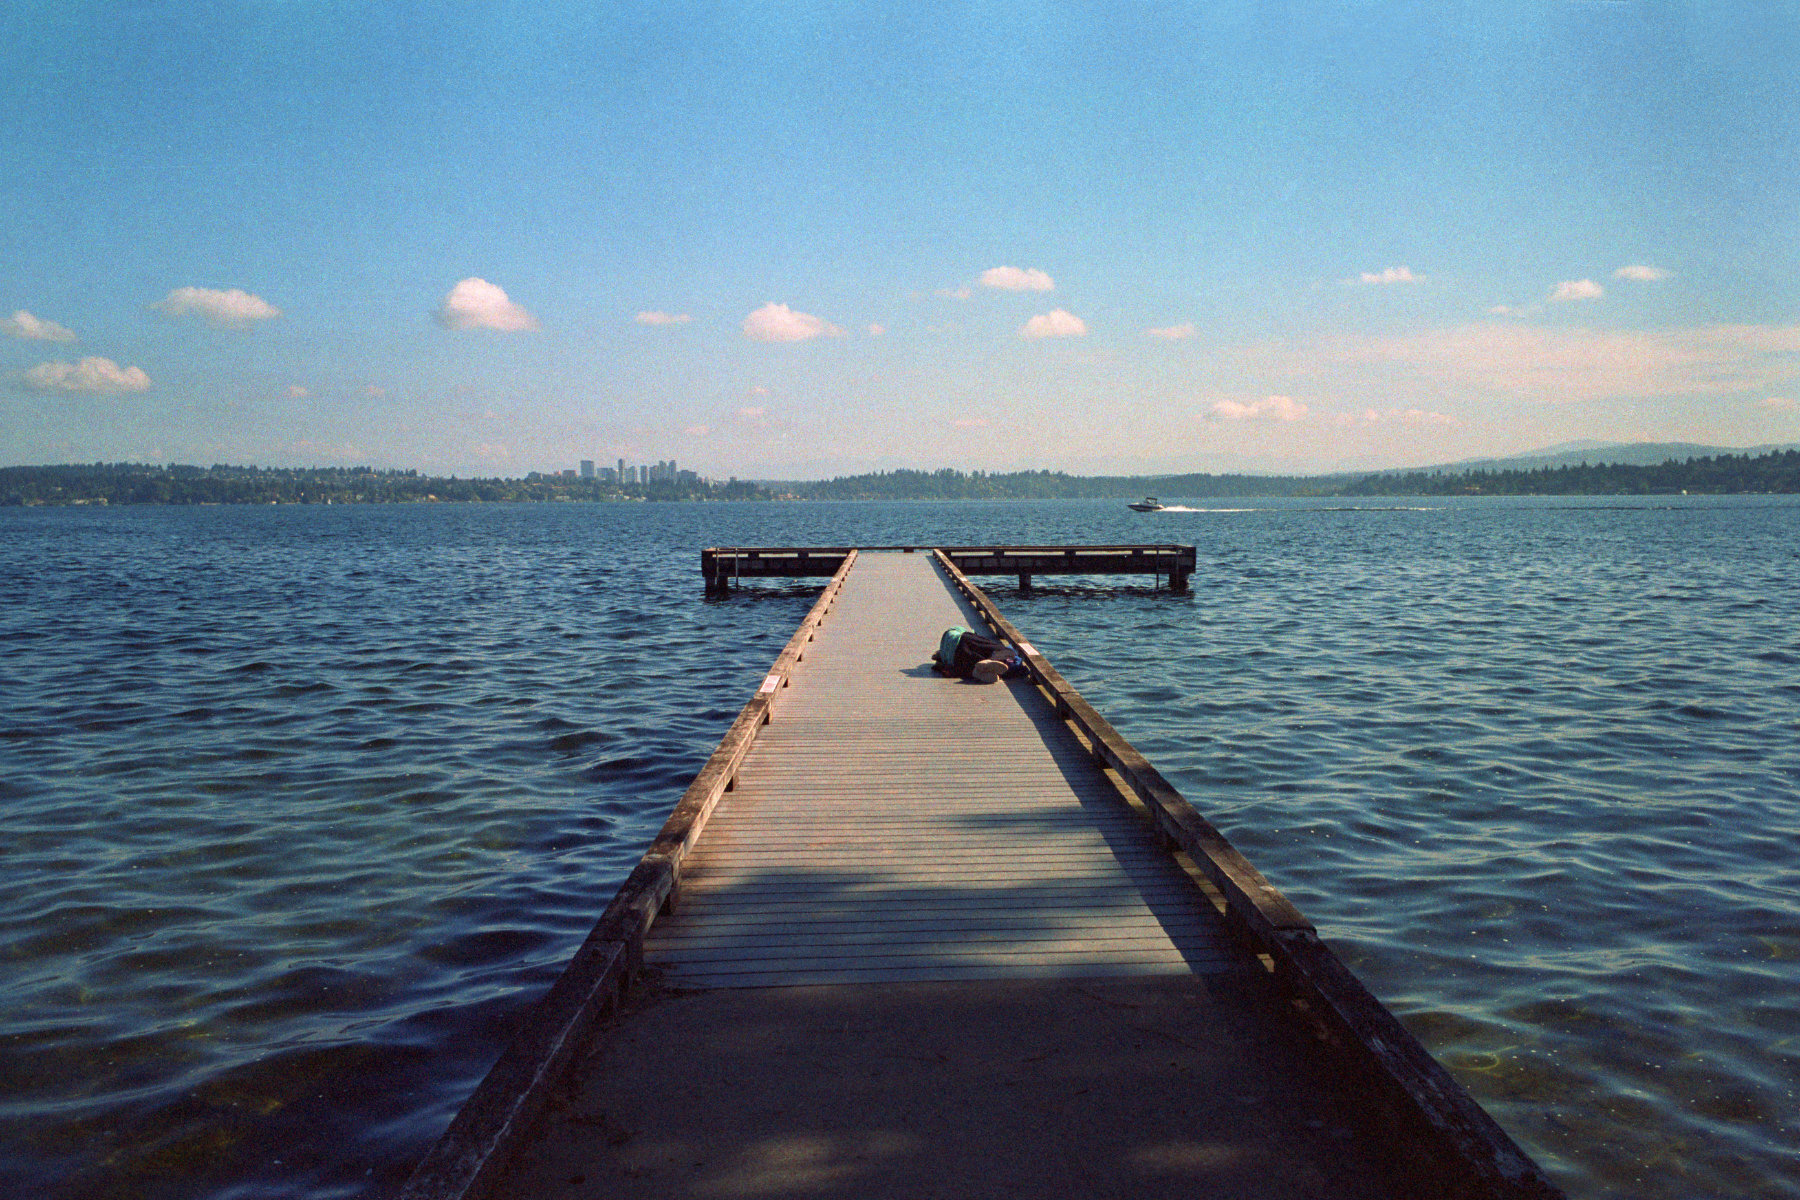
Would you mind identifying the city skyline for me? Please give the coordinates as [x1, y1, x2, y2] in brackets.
[3, 3, 1796, 478]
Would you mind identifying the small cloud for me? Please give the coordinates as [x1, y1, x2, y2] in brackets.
[22, 356, 151, 394]
[363, 385, 387, 398]
[1550, 279, 1604, 302]
[472, 442, 511, 461]
[1357, 266, 1420, 286]
[952, 417, 989, 428]
[1614, 265, 1669, 282]
[981, 266, 1055, 292]
[742, 302, 842, 342]
[287, 385, 310, 399]
[1020, 309, 1087, 339]
[3, 310, 77, 342]
[737, 405, 767, 419]
[479, 409, 501, 420]
[635, 310, 691, 325]
[1332, 406, 1457, 428]
[1763, 396, 1796, 411]
[436, 278, 540, 331]
[1205, 394, 1308, 423]
[1146, 322, 1198, 340]
[153, 286, 281, 326]
[935, 286, 973, 301]
[684, 424, 711, 436]
[750, 385, 771, 396]
[867, 323, 886, 337]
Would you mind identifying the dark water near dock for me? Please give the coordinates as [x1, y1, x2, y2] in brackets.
[2, 498, 1796, 1199]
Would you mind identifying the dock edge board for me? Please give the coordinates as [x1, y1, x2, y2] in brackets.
[932, 549, 1564, 1200]
[394, 551, 858, 1200]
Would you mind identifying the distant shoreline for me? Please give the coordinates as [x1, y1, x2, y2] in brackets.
[4, 449, 1798, 506]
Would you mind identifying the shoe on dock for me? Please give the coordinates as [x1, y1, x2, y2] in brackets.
[970, 658, 1008, 683]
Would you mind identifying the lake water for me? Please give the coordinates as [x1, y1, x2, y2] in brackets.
[1, 498, 1795, 1199]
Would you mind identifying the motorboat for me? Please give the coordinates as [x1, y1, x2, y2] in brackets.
[1127, 496, 1164, 512]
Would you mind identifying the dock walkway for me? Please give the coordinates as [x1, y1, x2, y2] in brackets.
[406, 549, 1559, 1200]
[647, 549, 1231, 987]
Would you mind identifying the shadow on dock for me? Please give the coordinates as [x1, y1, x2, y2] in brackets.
[494, 970, 1428, 1200]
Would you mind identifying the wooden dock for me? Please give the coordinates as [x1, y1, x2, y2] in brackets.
[702, 543, 1196, 594]
[401, 549, 1562, 1200]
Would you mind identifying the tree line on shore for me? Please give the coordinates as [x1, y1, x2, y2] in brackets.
[0, 462, 766, 506]
[4, 450, 1797, 506]
[781, 450, 1800, 500]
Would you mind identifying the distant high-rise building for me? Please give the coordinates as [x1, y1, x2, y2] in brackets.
[617, 458, 626, 481]
[580, 459, 594, 478]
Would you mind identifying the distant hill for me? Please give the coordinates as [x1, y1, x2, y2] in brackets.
[1393, 441, 1800, 475]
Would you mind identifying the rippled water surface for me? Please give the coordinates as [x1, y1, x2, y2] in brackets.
[2, 498, 1796, 1199]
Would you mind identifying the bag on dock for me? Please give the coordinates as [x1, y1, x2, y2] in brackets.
[931, 626, 1014, 679]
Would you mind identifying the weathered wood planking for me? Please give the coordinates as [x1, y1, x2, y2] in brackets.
[648, 550, 1233, 987]
[404, 545, 1564, 1200]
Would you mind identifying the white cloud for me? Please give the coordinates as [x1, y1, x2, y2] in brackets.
[363, 385, 387, 398]
[472, 442, 511, 461]
[1764, 396, 1796, 411]
[981, 266, 1055, 292]
[1357, 266, 1420, 286]
[635, 310, 691, 325]
[1020, 309, 1087, 339]
[737, 406, 767, 419]
[867, 323, 886, 337]
[1146, 322, 1198, 340]
[1332, 406, 1457, 428]
[1550, 279, 1604, 302]
[1254, 322, 1800, 403]
[742, 303, 842, 342]
[436, 278, 540, 331]
[1205, 394, 1308, 422]
[287, 385, 311, 399]
[3, 310, 76, 342]
[22, 356, 151, 394]
[936, 286, 973, 301]
[684, 424, 711, 436]
[153, 286, 281, 326]
[1614, 265, 1669, 282]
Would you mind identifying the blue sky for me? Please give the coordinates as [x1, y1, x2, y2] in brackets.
[3, 1, 1796, 477]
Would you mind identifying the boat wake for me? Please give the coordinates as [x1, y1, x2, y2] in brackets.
[1142, 505, 1252, 513]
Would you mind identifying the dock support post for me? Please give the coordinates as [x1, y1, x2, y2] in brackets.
[1018, 572, 1033, 594]
[1170, 568, 1190, 594]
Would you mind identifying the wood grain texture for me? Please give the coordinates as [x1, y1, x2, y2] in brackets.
[647, 550, 1234, 987]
